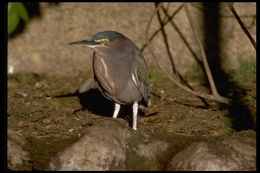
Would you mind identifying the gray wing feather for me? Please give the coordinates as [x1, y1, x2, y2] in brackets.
[78, 78, 98, 93]
[131, 52, 150, 106]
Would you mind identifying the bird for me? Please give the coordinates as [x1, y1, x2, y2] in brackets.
[68, 30, 150, 130]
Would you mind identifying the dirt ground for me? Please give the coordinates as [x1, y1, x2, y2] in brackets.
[7, 69, 256, 170]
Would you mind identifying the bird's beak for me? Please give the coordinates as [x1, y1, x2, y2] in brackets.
[67, 39, 97, 47]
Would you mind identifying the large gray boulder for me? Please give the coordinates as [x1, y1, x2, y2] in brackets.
[166, 130, 256, 171]
[48, 118, 133, 170]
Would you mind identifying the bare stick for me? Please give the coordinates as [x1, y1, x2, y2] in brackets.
[183, 4, 222, 97]
[226, 3, 256, 50]
[141, 4, 183, 52]
[145, 3, 230, 104]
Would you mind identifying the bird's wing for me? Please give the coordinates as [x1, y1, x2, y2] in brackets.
[93, 52, 121, 103]
[78, 78, 98, 93]
[131, 52, 150, 106]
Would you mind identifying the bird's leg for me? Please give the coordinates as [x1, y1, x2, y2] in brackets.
[113, 103, 121, 118]
[132, 101, 138, 130]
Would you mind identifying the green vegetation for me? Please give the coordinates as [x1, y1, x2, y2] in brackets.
[218, 115, 234, 128]
[148, 69, 164, 81]
[184, 59, 256, 85]
[8, 73, 41, 85]
[184, 65, 206, 84]
[48, 83, 75, 96]
[8, 2, 29, 35]
[228, 59, 256, 84]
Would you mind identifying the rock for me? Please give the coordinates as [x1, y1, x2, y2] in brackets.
[47, 117, 256, 171]
[126, 133, 171, 170]
[8, 3, 256, 76]
[166, 130, 256, 171]
[47, 118, 175, 171]
[7, 129, 32, 170]
[48, 118, 133, 171]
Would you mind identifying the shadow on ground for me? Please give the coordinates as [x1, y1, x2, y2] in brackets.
[53, 88, 147, 126]
[203, 3, 255, 131]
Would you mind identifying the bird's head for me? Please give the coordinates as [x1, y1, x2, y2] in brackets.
[68, 30, 128, 49]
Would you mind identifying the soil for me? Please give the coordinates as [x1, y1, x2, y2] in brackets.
[7, 70, 256, 170]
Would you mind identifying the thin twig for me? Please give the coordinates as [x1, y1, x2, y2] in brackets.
[145, 2, 230, 104]
[155, 3, 176, 74]
[160, 5, 204, 72]
[226, 3, 256, 50]
[141, 4, 183, 52]
[160, 4, 210, 107]
[183, 4, 229, 103]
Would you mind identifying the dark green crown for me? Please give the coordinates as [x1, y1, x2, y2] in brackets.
[92, 31, 127, 42]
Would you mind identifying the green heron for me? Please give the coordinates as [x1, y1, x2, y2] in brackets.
[68, 31, 150, 130]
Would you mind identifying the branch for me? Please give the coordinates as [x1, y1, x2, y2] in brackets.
[160, 4, 210, 106]
[145, 3, 230, 104]
[141, 4, 183, 52]
[183, 4, 228, 100]
[160, 5, 204, 76]
[226, 3, 256, 50]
